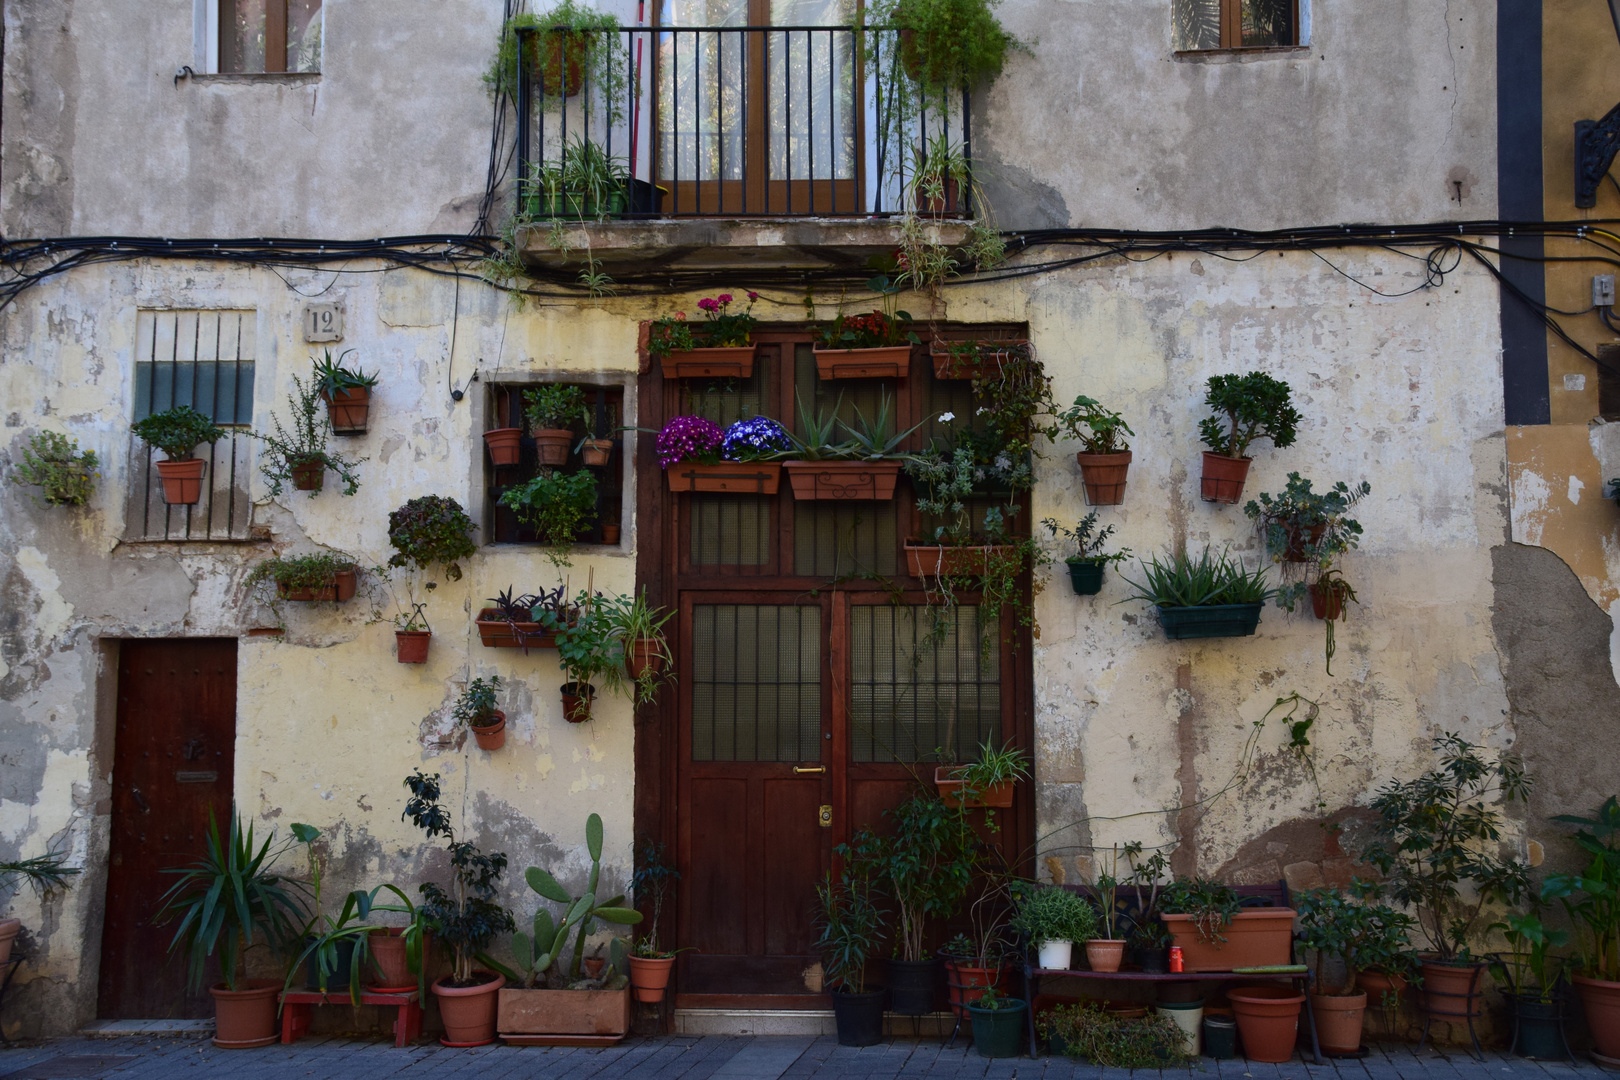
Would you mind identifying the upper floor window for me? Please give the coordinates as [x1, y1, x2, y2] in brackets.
[209, 0, 322, 73]
[1174, 0, 1298, 51]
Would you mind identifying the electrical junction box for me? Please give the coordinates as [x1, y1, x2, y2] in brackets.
[1595, 275, 1616, 308]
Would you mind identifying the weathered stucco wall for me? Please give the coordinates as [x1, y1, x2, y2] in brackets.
[3, 0, 1496, 238]
[0, 241, 1536, 1035]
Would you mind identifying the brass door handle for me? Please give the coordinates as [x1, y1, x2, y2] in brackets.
[793, 766, 825, 775]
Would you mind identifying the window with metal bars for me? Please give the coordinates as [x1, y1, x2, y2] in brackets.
[849, 604, 1000, 763]
[125, 310, 256, 542]
[691, 603, 822, 761]
[485, 383, 626, 545]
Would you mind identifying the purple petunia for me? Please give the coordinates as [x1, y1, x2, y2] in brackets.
[656, 415, 724, 468]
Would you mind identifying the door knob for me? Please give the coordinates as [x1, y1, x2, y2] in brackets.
[792, 766, 825, 775]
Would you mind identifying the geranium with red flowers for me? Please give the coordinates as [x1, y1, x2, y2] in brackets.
[818, 309, 919, 350]
[656, 415, 724, 468]
[648, 291, 761, 355]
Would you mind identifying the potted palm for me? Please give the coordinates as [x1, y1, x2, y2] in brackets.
[1197, 372, 1301, 503]
[1042, 512, 1131, 596]
[384, 494, 477, 663]
[132, 405, 227, 505]
[10, 431, 98, 507]
[1121, 547, 1275, 640]
[156, 812, 307, 1048]
[1362, 733, 1531, 1037]
[1012, 885, 1097, 972]
[1544, 796, 1620, 1063]
[658, 415, 783, 494]
[628, 840, 680, 1003]
[310, 350, 378, 436]
[813, 309, 919, 379]
[0, 851, 79, 967]
[814, 847, 887, 1047]
[1295, 880, 1419, 1055]
[1057, 395, 1135, 506]
[403, 770, 514, 1046]
[523, 384, 589, 466]
[784, 394, 927, 500]
[454, 677, 507, 751]
[257, 374, 364, 497]
[650, 293, 760, 379]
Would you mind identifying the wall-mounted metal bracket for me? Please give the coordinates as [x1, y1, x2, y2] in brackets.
[1576, 104, 1620, 209]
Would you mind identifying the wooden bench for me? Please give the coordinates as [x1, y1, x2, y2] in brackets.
[278, 988, 423, 1047]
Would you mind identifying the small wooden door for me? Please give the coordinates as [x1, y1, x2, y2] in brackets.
[98, 639, 237, 1019]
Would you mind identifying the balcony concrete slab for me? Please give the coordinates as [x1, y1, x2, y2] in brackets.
[516, 217, 971, 273]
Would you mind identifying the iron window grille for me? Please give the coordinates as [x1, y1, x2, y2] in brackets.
[485, 382, 626, 545]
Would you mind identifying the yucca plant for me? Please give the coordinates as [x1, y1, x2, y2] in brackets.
[156, 811, 308, 991]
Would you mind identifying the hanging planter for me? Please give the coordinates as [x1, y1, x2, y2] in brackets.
[904, 541, 1015, 579]
[933, 766, 1015, 808]
[812, 345, 912, 380]
[929, 339, 1030, 380]
[532, 429, 573, 466]
[324, 388, 371, 435]
[1199, 452, 1253, 504]
[475, 609, 561, 649]
[470, 711, 507, 751]
[276, 568, 358, 603]
[784, 461, 902, 500]
[1077, 451, 1132, 505]
[561, 681, 595, 723]
[395, 630, 431, 664]
[1282, 522, 1327, 562]
[581, 439, 614, 467]
[1157, 603, 1263, 640]
[1311, 579, 1351, 620]
[659, 345, 756, 380]
[485, 428, 524, 466]
[1066, 559, 1106, 596]
[666, 461, 781, 494]
[626, 638, 664, 682]
[155, 458, 208, 505]
[290, 457, 326, 492]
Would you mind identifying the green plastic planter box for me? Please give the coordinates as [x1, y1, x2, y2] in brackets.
[968, 999, 1028, 1058]
[1067, 560, 1105, 595]
[1156, 603, 1263, 640]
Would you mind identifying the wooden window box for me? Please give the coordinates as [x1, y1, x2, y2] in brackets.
[659, 346, 756, 380]
[812, 345, 911, 380]
[784, 461, 902, 500]
[666, 461, 781, 494]
[474, 609, 561, 649]
[904, 541, 1016, 578]
[277, 570, 357, 603]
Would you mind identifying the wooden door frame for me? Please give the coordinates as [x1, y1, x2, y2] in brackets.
[632, 324, 1036, 1018]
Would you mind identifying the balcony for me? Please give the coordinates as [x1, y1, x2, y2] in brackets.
[510, 24, 974, 272]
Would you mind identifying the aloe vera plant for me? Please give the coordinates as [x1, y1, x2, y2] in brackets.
[1121, 547, 1274, 608]
[509, 812, 642, 987]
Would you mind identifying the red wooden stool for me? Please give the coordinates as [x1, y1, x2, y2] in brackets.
[279, 989, 423, 1047]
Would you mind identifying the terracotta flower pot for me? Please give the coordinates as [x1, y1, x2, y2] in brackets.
[1084, 939, 1126, 973]
[277, 570, 358, 604]
[933, 766, 1014, 808]
[915, 178, 963, 217]
[812, 344, 912, 380]
[484, 428, 523, 466]
[395, 630, 431, 664]
[659, 345, 756, 380]
[1311, 579, 1350, 620]
[1356, 968, 1408, 1007]
[210, 978, 281, 1048]
[666, 460, 781, 494]
[561, 683, 595, 724]
[290, 458, 325, 492]
[581, 439, 614, 467]
[942, 960, 1003, 1019]
[474, 609, 561, 650]
[628, 955, 675, 1003]
[1283, 522, 1327, 562]
[1160, 909, 1296, 971]
[601, 523, 621, 544]
[1077, 451, 1132, 506]
[904, 541, 1018, 579]
[928, 339, 1029, 380]
[784, 460, 903, 501]
[1200, 451, 1253, 504]
[536, 35, 585, 97]
[1420, 958, 1484, 1020]
[0, 918, 19, 966]
[1227, 984, 1305, 1063]
[470, 710, 506, 751]
[155, 458, 207, 505]
[323, 387, 371, 435]
[626, 639, 664, 682]
[1310, 991, 1367, 1054]
[368, 927, 432, 991]
[532, 428, 573, 466]
[1575, 975, 1620, 1060]
[433, 971, 505, 1047]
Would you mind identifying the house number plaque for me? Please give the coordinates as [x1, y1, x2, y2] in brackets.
[303, 302, 343, 343]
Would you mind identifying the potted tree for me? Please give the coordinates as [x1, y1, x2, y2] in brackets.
[934, 740, 1029, 808]
[454, 677, 507, 751]
[1121, 547, 1275, 640]
[1197, 372, 1301, 504]
[498, 468, 597, 567]
[658, 415, 782, 494]
[1057, 395, 1135, 506]
[310, 350, 378, 436]
[649, 292, 760, 379]
[627, 840, 680, 1003]
[1295, 880, 1419, 1055]
[9, 431, 98, 507]
[814, 845, 887, 1047]
[157, 812, 307, 1048]
[813, 309, 918, 380]
[246, 552, 360, 604]
[1159, 877, 1295, 971]
[385, 494, 478, 664]
[1011, 885, 1096, 972]
[784, 394, 927, 500]
[132, 405, 227, 505]
[497, 812, 641, 1042]
[523, 384, 589, 466]
[1042, 512, 1131, 596]
[1544, 796, 1620, 1064]
[1361, 733, 1531, 1036]
[402, 770, 514, 1046]
[257, 374, 364, 497]
[0, 851, 79, 967]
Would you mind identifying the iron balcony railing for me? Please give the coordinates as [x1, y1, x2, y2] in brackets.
[513, 24, 972, 218]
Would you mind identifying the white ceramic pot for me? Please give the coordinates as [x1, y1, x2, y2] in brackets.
[1038, 939, 1073, 970]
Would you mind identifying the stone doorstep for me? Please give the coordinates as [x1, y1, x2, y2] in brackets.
[673, 1009, 958, 1037]
[78, 1020, 213, 1038]
[515, 217, 972, 273]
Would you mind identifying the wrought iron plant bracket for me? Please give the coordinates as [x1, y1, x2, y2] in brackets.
[1576, 103, 1620, 209]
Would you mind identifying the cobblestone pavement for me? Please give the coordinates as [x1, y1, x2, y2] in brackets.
[0, 1037, 1610, 1080]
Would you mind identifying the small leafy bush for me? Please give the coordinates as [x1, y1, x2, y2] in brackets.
[1199, 372, 1301, 459]
[257, 374, 364, 497]
[133, 405, 227, 461]
[1039, 1003, 1193, 1067]
[452, 676, 503, 728]
[388, 495, 477, 579]
[1011, 886, 1098, 945]
[1056, 395, 1132, 455]
[523, 384, 589, 431]
[11, 431, 98, 506]
[499, 470, 598, 564]
[1245, 473, 1371, 565]
[1042, 512, 1130, 566]
[1121, 547, 1274, 608]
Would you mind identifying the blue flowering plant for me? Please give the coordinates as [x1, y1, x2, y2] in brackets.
[720, 416, 793, 462]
